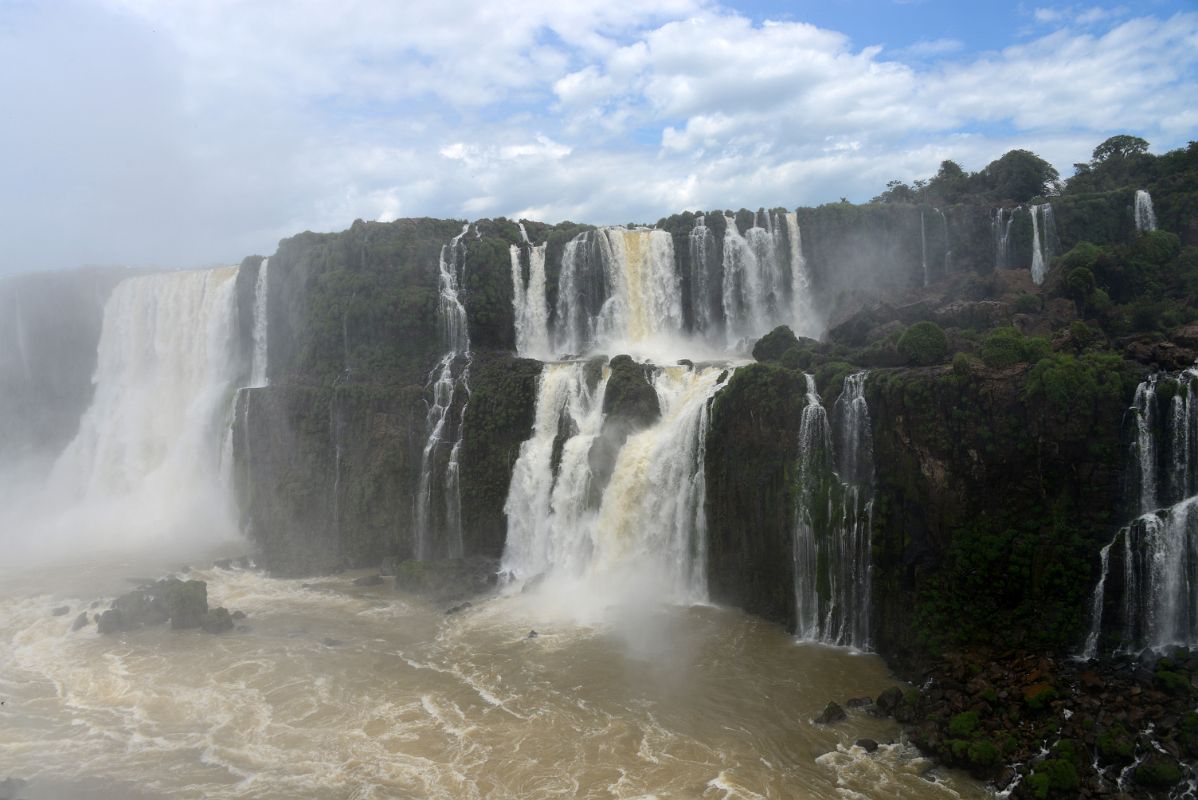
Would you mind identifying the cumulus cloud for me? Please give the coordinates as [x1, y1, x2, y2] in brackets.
[0, 1, 1195, 273]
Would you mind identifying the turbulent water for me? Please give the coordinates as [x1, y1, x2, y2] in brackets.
[502, 361, 726, 608]
[0, 560, 989, 800]
[991, 208, 1016, 270]
[1084, 369, 1198, 655]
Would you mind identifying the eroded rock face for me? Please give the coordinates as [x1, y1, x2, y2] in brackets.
[392, 557, 499, 605]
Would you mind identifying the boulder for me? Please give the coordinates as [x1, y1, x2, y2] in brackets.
[70, 612, 89, 632]
[50, 606, 69, 617]
[352, 574, 384, 587]
[814, 702, 846, 724]
[96, 609, 124, 635]
[200, 607, 234, 634]
[854, 738, 879, 753]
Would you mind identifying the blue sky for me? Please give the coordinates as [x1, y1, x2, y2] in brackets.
[0, 0, 1195, 273]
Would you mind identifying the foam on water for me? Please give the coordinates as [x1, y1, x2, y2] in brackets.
[0, 566, 991, 799]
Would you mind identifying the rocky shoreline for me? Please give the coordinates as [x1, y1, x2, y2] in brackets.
[849, 648, 1198, 798]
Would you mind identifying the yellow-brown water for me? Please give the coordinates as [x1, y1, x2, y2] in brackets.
[0, 559, 990, 799]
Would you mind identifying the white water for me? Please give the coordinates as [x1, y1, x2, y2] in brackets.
[501, 361, 727, 613]
[1085, 369, 1198, 654]
[3, 268, 244, 563]
[248, 258, 270, 388]
[992, 208, 1017, 269]
[1135, 189, 1158, 233]
[551, 215, 817, 359]
[794, 372, 875, 649]
[1029, 203, 1056, 285]
[920, 210, 928, 287]
[415, 226, 472, 560]
[511, 223, 551, 359]
[0, 561, 988, 800]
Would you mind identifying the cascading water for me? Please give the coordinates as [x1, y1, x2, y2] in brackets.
[249, 258, 270, 388]
[553, 227, 682, 356]
[1029, 203, 1056, 285]
[551, 213, 816, 356]
[920, 210, 928, 287]
[414, 226, 472, 560]
[501, 360, 728, 605]
[1084, 369, 1198, 656]
[937, 208, 951, 276]
[30, 267, 243, 557]
[992, 207, 1018, 269]
[1134, 189, 1158, 232]
[688, 215, 716, 336]
[793, 372, 875, 649]
[511, 222, 551, 359]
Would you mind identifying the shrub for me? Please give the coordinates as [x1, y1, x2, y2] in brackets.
[1014, 292, 1042, 314]
[897, 321, 948, 366]
[948, 710, 981, 737]
[980, 327, 1027, 368]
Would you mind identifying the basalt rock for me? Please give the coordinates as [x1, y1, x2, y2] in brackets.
[392, 556, 498, 604]
[98, 578, 209, 634]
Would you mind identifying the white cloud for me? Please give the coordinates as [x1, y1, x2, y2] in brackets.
[0, 1, 1195, 273]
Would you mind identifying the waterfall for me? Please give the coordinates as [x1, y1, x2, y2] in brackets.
[512, 222, 551, 359]
[721, 212, 801, 345]
[1029, 203, 1055, 285]
[993, 208, 1017, 269]
[920, 210, 928, 287]
[688, 215, 715, 336]
[501, 360, 728, 604]
[936, 208, 951, 276]
[43, 267, 242, 552]
[783, 211, 818, 339]
[1135, 189, 1158, 233]
[793, 372, 875, 649]
[414, 226, 472, 560]
[552, 227, 681, 356]
[1084, 369, 1198, 655]
[249, 258, 270, 388]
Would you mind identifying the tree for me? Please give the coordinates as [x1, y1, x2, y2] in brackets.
[926, 159, 969, 205]
[1091, 135, 1149, 164]
[872, 180, 917, 204]
[978, 149, 1061, 203]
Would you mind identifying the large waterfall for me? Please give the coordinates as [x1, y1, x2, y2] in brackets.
[16, 268, 245, 558]
[1135, 189, 1158, 232]
[415, 225, 472, 560]
[532, 212, 817, 359]
[793, 372, 875, 649]
[501, 360, 727, 607]
[1084, 369, 1198, 656]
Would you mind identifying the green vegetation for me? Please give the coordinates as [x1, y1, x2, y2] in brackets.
[897, 321, 948, 365]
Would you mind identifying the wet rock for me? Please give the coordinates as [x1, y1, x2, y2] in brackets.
[50, 606, 69, 617]
[445, 602, 472, 615]
[352, 574, 384, 587]
[322, 637, 345, 647]
[527, 630, 539, 639]
[814, 702, 846, 724]
[876, 687, 904, 716]
[846, 697, 873, 708]
[231, 610, 247, 620]
[854, 738, 879, 753]
[200, 607, 234, 634]
[393, 556, 498, 604]
[160, 578, 208, 629]
[379, 556, 399, 577]
[70, 612, 89, 632]
[96, 609, 124, 635]
[1134, 753, 1183, 788]
[213, 558, 233, 570]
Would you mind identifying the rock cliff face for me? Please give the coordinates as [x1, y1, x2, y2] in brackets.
[218, 181, 1195, 673]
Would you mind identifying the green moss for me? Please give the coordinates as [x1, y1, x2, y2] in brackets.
[967, 740, 1000, 768]
[1096, 724, 1135, 764]
[1024, 683, 1058, 711]
[752, 325, 801, 363]
[1134, 754, 1183, 788]
[1154, 668, 1192, 695]
[1029, 758, 1078, 797]
[948, 710, 981, 738]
